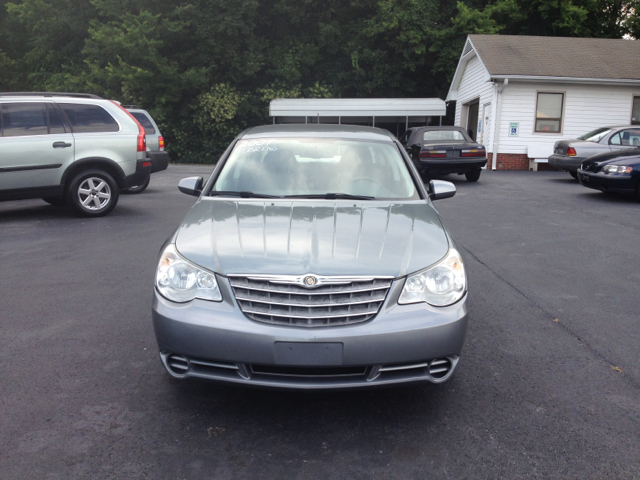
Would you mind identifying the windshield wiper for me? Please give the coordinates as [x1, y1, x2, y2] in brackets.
[284, 193, 375, 200]
[209, 191, 281, 198]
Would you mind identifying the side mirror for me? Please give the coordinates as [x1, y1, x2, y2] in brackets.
[429, 180, 456, 201]
[178, 176, 204, 197]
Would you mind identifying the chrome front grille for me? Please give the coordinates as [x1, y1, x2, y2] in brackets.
[229, 276, 392, 327]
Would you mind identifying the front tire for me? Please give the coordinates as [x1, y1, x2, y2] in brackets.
[465, 169, 481, 182]
[569, 171, 578, 179]
[67, 169, 119, 217]
[125, 175, 150, 194]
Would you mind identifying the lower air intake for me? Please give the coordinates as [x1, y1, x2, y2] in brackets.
[429, 358, 452, 379]
[251, 365, 367, 377]
[166, 354, 190, 375]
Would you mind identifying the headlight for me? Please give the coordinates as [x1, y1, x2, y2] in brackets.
[603, 165, 632, 174]
[399, 248, 466, 307]
[156, 244, 222, 303]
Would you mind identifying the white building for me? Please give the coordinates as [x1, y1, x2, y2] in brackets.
[446, 35, 640, 170]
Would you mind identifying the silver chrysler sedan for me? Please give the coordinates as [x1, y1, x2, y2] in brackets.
[152, 125, 468, 389]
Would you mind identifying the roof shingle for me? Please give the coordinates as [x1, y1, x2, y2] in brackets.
[469, 35, 640, 81]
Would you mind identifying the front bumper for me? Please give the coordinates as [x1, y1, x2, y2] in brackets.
[577, 169, 637, 194]
[122, 158, 152, 189]
[416, 157, 487, 174]
[147, 151, 169, 174]
[152, 277, 469, 389]
[548, 154, 584, 172]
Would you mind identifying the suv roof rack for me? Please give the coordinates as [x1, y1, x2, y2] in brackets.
[0, 92, 103, 99]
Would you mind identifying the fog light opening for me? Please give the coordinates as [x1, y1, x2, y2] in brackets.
[166, 354, 191, 376]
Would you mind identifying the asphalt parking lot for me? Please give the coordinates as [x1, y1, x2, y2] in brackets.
[1, 166, 639, 479]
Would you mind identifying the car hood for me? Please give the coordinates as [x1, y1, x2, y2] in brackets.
[581, 147, 640, 167]
[175, 199, 450, 277]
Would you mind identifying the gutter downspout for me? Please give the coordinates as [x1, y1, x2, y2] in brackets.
[491, 79, 508, 170]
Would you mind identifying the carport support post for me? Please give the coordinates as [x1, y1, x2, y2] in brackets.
[372, 116, 375, 127]
[406, 116, 408, 130]
[491, 79, 508, 170]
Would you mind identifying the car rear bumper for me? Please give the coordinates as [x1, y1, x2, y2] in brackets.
[122, 158, 152, 189]
[152, 278, 469, 389]
[548, 154, 584, 172]
[577, 170, 637, 194]
[416, 157, 487, 174]
[148, 151, 169, 174]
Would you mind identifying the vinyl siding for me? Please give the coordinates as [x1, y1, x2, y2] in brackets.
[454, 54, 495, 148]
[496, 82, 638, 157]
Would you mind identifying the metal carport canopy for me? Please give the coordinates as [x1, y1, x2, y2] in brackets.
[269, 98, 446, 117]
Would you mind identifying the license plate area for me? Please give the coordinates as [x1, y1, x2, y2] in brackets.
[446, 150, 459, 158]
[274, 342, 343, 366]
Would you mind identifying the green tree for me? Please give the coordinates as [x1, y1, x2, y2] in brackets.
[1, 0, 636, 162]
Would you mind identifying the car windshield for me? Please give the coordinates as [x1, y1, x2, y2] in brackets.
[578, 127, 613, 142]
[212, 138, 418, 199]
[423, 130, 466, 142]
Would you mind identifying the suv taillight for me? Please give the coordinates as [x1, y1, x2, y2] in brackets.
[137, 132, 147, 152]
[567, 147, 577, 156]
[110, 100, 147, 152]
[158, 136, 165, 151]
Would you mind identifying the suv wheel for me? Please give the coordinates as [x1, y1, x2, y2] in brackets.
[465, 169, 481, 182]
[125, 175, 150, 194]
[68, 169, 119, 217]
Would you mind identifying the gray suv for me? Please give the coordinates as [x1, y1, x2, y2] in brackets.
[0, 92, 151, 216]
[125, 106, 169, 193]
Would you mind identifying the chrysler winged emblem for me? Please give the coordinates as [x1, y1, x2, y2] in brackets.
[302, 275, 318, 287]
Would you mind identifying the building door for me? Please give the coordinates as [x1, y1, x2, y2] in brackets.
[480, 103, 491, 145]
[466, 100, 479, 141]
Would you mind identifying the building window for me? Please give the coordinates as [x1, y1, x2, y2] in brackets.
[632, 96, 640, 125]
[535, 92, 564, 133]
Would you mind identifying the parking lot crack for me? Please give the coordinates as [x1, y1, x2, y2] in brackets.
[459, 244, 640, 393]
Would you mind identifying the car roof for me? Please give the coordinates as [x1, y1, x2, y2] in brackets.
[0, 92, 103, 101]
[241, 124, 397, 141]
